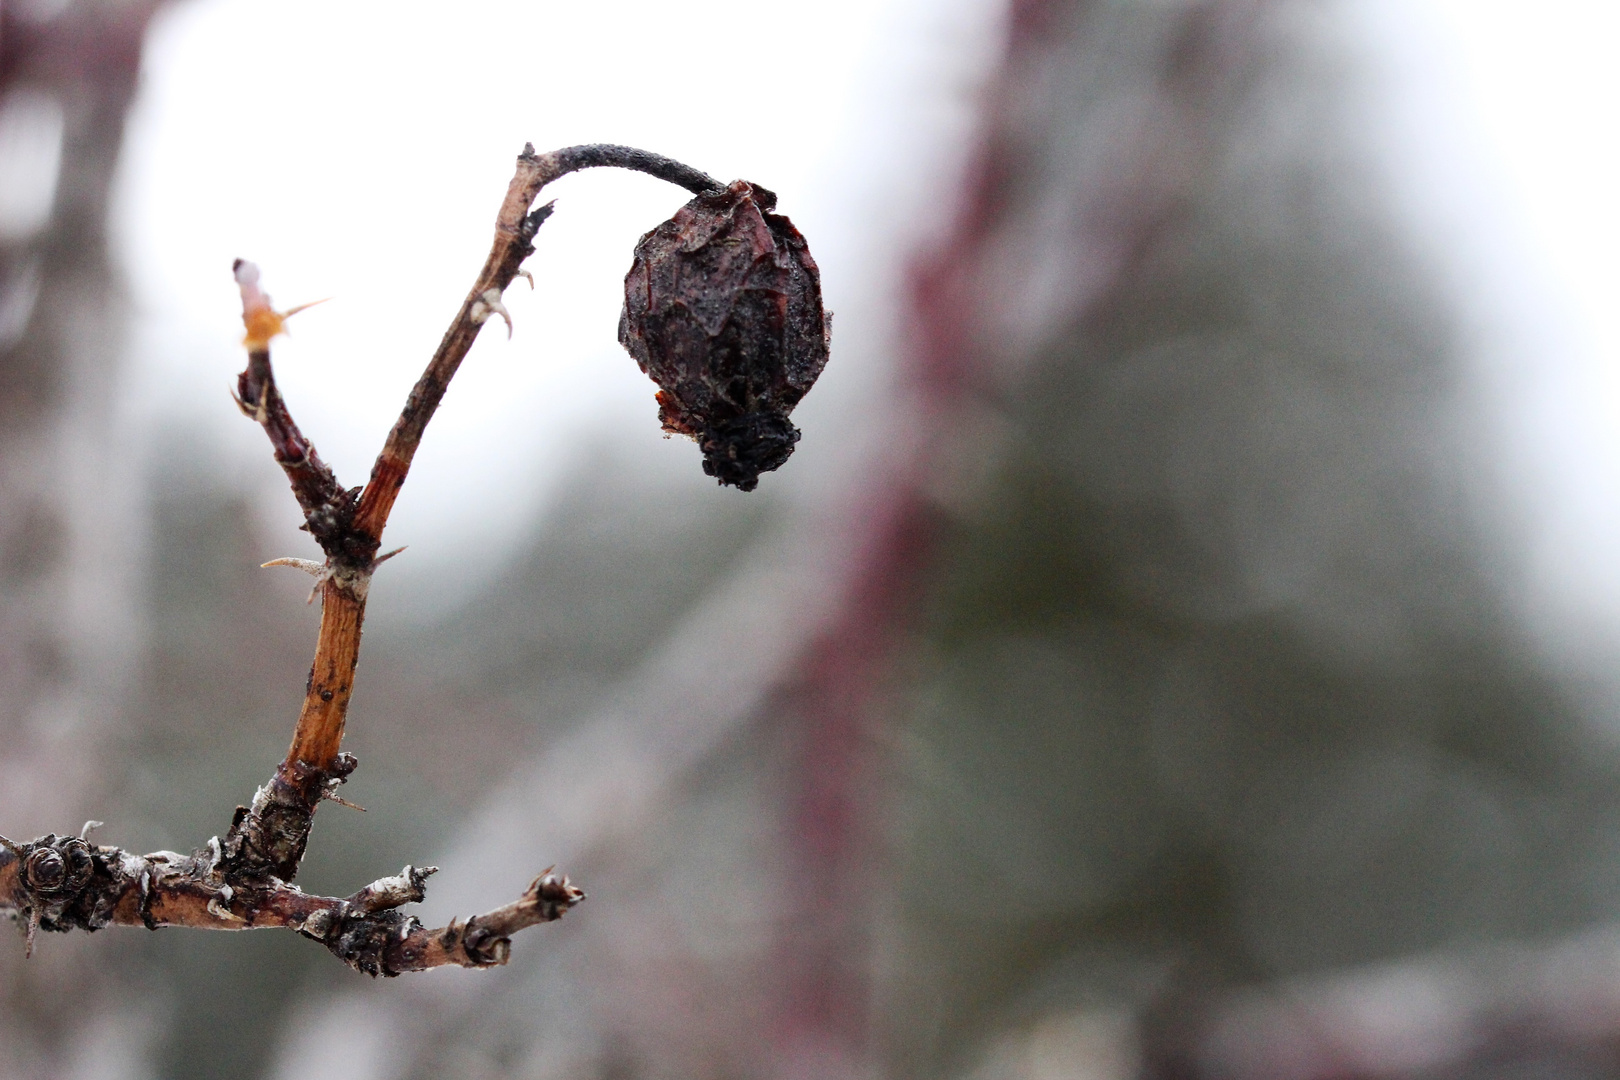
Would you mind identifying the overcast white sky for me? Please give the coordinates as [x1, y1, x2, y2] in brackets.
[109, 0, 1620, 635]
[1358, 0, 1620, 656]
[112, 0, 1004, 608]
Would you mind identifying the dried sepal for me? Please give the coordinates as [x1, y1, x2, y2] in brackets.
[233, 259, 328, 350]
[619, 180, 830, 491]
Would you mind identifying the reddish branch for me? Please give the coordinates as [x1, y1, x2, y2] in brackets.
[0, 144, 721, 974]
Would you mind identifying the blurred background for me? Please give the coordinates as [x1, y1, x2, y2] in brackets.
[3, 0, 1620, 1077]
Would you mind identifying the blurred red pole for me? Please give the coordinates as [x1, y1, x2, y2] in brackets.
[764, 1, 1270, 1077]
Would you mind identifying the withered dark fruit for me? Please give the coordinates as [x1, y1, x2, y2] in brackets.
[619, 180, 830, 491]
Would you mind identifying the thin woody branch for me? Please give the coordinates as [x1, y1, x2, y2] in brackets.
[351, 144, 722, 542]
[0, 142, 752, 975]
[292, 144, 724, 780]
[0, 840, 582, 975]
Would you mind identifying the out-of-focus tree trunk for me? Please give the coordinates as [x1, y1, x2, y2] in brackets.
[889, 1, 1620, 1078]
[0, 0, 156, 822]
[0, 1, 162, 1076]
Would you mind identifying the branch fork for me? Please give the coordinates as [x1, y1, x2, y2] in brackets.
[0, 143, 721, 974]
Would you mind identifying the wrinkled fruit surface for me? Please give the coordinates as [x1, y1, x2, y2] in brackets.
[619, 180, 830, 491]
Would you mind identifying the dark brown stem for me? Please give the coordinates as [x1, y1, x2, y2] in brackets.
[530, 143, 724, 197]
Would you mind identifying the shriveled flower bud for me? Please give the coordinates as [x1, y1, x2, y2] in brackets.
[619, 180, 830, 491]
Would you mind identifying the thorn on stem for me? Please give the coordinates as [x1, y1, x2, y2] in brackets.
[79, 820, 103, 840]
[280, 297, 332, 320]
[262, 557, 330, 604]
[261, 557, 325, 576]
[470, 287, 514, 338]
[372, 546, 407, 569]
[323, 791, 367, 812]
[24, 908, 39, 958]
[235, 260, 329, 348]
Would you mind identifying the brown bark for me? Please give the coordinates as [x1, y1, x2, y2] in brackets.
[285, 586, 365, 772]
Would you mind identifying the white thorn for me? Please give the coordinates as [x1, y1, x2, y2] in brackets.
[79, 820, 103, 840]
[261, 557, 324, 577]
[281, 297, 332, 319]
[372, 546, 407, 568]
[262, 557, 331, 604]
[515, 269, 534, 289]
[471, 287, 513, 338]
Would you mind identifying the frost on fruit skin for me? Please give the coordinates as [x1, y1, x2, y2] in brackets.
[619, 180, 831, 492]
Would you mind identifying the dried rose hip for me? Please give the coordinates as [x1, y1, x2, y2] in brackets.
[619, 180, 830, 491]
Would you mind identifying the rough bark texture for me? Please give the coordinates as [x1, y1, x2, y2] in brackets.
[0, 836, 581, 976]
